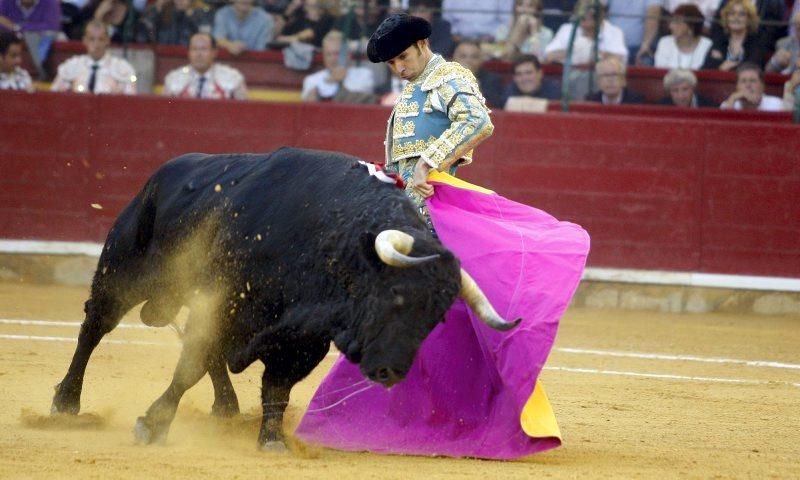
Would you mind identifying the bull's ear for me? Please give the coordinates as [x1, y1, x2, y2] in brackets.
[333, 329, 351, 352]
[333, 329, 361, 362]
[358, 231, 384, 270]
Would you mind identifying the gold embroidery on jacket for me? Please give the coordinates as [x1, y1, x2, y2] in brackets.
[393, 118, 416, 139]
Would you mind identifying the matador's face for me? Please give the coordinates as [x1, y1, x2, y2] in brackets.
[386, 40, 431, 82]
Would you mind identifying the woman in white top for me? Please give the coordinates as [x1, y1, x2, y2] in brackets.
[655, 4, 713, 70]
[496, 0, 554, 60]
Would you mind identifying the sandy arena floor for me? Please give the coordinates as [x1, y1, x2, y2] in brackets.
[0, 282, 798, 479]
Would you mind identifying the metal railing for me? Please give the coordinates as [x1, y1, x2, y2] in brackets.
[560, 0, 602, 112]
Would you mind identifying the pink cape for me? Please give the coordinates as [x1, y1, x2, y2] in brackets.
[295, 180, 590, 459]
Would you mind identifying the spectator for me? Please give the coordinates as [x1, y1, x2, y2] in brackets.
[409, 0, 454, 57]
[720, 61, 784, 110]
[765, 9, 799, 74]
[263, 0, 290, 15]
[0, 31, 33, 91]
[91, 0, 140, 43]
[51, 20, 137, 94]
[658, 68, 715, 107]
[301, 30, 375, 103]
[783, 63, 800, 110]
[361, 0, 388, 37]
[63, 0, 148, 40]
[504, 54, 559, 110]
[138, 0, 213, 46]
[543, 0, 626, 99]
[452, 40, 506, 108]
[660, 0, 721, 25]
[608, 0, 661, 65]
[0, 0, 59, 34]
[214, 0, 274, 54]
[711, 0, 785, 50]
[654, 4, 712, 70]
[543, 0, 628, 66]
[333, 0, 387, 49]
[163, 32, 247, 99]
[275, 0, 335, 48]
[335, 1, 392, 102]
[703, 0, 767, 70]
[62, 0, 93, 39]
[586, 56, 645, 104]
[442, 0, 513, 41]
[263, 0, 289, 39]
[540, 0, 576, 32]
[0, 0, 60, 78]
[496, 0, 554, 61]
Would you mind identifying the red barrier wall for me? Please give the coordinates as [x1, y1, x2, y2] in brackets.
[1, 91, 798, 277]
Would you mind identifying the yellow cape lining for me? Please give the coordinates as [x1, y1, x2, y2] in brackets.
[427, 171, 495, 195]
[521, 380, 562, 440]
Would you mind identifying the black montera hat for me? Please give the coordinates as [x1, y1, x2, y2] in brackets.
[366, 14, 432, 63]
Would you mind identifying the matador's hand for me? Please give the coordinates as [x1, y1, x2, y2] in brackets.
[412, 159, 434, 198]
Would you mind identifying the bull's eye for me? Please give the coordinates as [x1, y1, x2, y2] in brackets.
[390, 285, 406, 308]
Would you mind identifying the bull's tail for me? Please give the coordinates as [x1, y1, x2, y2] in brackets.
[89, 178, 167, 329]
[133, 181, 158, 254]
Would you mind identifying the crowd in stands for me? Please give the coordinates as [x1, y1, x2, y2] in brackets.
[1, 0, 799, 112]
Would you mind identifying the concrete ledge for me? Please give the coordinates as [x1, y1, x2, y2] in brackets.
[0, 253, 96, 286]
[571, 281, 800, 316]
[2, 250, 799, 316]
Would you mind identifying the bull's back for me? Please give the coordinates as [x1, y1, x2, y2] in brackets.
[100, 148, 415, 270]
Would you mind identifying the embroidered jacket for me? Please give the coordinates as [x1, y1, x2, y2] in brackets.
[385, 54, 493, 171]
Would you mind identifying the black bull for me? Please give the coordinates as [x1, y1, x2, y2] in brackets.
[51, 148, 518, 450]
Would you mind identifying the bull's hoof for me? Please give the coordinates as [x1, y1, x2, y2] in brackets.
[211, 400, 240, 418]
[51, 383, 80, 415]
[50, 400, 79, 416]
[50, 402, 76, 416]
[134, 417, 168, 445]
[259, 440, 288, 453]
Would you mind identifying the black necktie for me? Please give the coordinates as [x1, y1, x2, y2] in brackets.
[196, 76, 206, 98]
[88, 63, 99, 94]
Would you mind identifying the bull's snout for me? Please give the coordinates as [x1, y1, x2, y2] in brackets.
[368, 367, 404, 388]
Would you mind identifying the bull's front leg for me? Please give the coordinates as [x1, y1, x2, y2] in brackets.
[256, 341, 329, 452]
[258, 375, 292, 452]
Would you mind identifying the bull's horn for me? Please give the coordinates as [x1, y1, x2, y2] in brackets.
[460, 269, 522, 331]
[375, 230, 440, 267]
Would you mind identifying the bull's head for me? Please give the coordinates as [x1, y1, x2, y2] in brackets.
[339, 229, 520, 388]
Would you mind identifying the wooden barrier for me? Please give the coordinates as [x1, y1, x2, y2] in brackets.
[1, 90, 798, 278]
